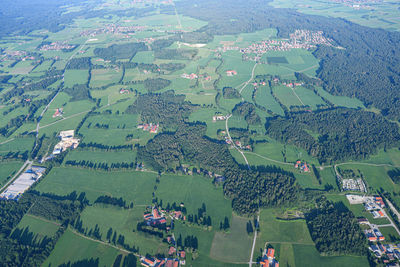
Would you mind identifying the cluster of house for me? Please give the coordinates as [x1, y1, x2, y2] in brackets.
[253, 81, 267, 87]
[332, 0, 379, 9]
[226, 70, 237, 76]
[289, 30, 333, 48]
[342, 178, 367, 192]
[80, 24, 146, 38]
[180, 73, 211, 81]
[52, 108, 63, 118]
[140, 257, 180, 267]
[0, 50, 27, 61]
[260, 248, 279, 267]
[282, 82, 304, 88]
[137, 123, 159, 133]
[294, 160, 310, 172]
[166, 236, 186, 265]
[40, 42, 76, 51]
[181, 73, 198, 80]
[0, 166, 46, 200]
[364, 226, 385, 242]
[364, 196, 386, 218]
[369, 243, 400, 264]
[52, 130, 80, 155]
[144, 206, 167, 226]
[119, 88, 130, 94]
[212, 115, 227, 122]
[143, 206, 186, 227]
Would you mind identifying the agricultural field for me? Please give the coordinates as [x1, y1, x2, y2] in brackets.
[0, 161, 23, 187]
[43, 228, 120, 267]
[0, 0, 400, 266]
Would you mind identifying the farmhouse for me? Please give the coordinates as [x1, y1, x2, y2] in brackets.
[143, 206, 167, 226]
[52, 108, 63, 118]
[138, 123, 159, 133]
[226, 70, 237, 76]
[260, 248, 279, 267]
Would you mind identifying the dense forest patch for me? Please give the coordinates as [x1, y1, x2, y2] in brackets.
[265, 108, 400, 163]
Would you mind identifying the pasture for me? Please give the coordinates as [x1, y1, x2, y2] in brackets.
[79, 205, 169, 256]
[64, 69, 89, 87]
[65, 150, 137, 165]
[210, 215, 253, 263]
[14, 214, 60, 243]
[90, 68, 122, 88]
[0, 161, 23, 187]
[35, 167, 158, 203]
[43, 228, 120, 267]
[254, 85, 285, 115]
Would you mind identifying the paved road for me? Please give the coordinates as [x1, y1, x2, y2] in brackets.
[0, 160, 32, 193]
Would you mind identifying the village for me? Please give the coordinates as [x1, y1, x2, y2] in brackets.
[217, 29, 333, 62]
[80, 24, 147, 38]
[39, 41, 76, 51]
[346, 194, 400, 265]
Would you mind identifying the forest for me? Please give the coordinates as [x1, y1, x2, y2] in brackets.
[306, 198, 366, 256]
[265, 108, 400, 163]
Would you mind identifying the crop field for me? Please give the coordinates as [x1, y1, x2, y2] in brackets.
[210, 215, 253, 263]
[0, 161, 23, 187]
[79, 205, 169, 255]
[43, 228, 120, 267]
[64, 69, 89, 87]
[8, 60, 36, 75]
[293, 87, 325, 109]
[35, 167, 157, 203]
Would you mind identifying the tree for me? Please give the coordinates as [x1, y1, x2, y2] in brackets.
[223, 217, 230, 230]
[107, 227, 113, 241]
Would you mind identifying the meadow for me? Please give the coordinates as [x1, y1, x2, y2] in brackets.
[42, 228, 120, 267]
[14, 214, 60, 243]
[0, 161, 23, 187]
[64, 69, 89, 87]
[35, 167, 158, 203]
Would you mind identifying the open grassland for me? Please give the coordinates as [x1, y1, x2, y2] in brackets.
[255, 85, 285, 115]
[35, 167, 157, 203]
[90, 68, 122, 88]
[292, 244, 368, 267]
[315, 87, 364, 108]
[64, 69, 89, 87]
[38, 112, 88, 138]
[80, 205, 169, 256]
[189, 108, 226, 139]
[210, 214, 253, 263]
[132, 51, 154, 64]
[218, 51, 255, 88]
[0, 137, 35, 153]
[156, 173, 232, 225]
[8, 60, 36, 75]
[379, 226, 400, 242]
[42, 228, 120, 267]
[14, 214, 60, 242]
[272, 85, 303, 107]
[293, 86, 325, 109]
[79, 113, 154, 146]
[0, 161, 23, 187]
[65, 150, 137, 164]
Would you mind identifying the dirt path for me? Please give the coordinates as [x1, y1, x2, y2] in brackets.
[239, 63, 258, 94]
[249, 213, 259, 267]
[225, 114, 250, 168]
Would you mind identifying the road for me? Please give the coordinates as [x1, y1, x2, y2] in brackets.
[0, 160, 32, 193]
[225, 114, 250, 168]
[249, 213, 260, 267]
[239, 63, 258, 94]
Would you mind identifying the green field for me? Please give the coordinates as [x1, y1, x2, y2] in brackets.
[43, 228, 120, 267]
[0, 161, 23, 187]
[14, 214, 60, 243]
[64, 69, 89, 87]
[210, 215, 253, 263]
[35, 167, 157, 203]
[79, 205, 169, 256]
[65, 150, 137, 164]
[90, 68, 122, 88]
